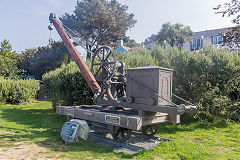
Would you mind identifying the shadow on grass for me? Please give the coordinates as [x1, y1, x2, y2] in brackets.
[0, 104, 229, 159]
[36, 98, 52, 102]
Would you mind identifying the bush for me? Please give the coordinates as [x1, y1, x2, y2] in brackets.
[151, 45, 240, 122]
[119, 49, 156, 68]
[42, 61, 93, 109]
[0, 77, 40, 103]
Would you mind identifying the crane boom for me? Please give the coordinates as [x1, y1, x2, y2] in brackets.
[49, 13, 100, 93]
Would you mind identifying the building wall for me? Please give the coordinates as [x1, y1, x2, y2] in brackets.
[183, 42, 190, 50]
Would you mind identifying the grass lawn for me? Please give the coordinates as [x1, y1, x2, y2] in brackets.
[0, 99, 239, 160]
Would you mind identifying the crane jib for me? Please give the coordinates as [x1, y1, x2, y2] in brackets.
[48, 13, 101, 94]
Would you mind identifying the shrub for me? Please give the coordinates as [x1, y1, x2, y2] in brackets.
[0, 77, 40, 103]
[151, 45, 240, 122]
[42, 61, 93, 109]
[120, 49, 156, 68]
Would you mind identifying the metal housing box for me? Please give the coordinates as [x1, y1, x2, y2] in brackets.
[126, 66, 173, 107]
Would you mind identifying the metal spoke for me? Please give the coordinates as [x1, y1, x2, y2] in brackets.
[93, 63, 101, 66]
[104, 49, 111, 61]
[91, 46, 116, 82]
[107, 62, 115, 64]
[95, 53, 102, 61]
[103, 65, 111, 75]
[102, 48, 105, 60]
[95, 66, 102, 75]
[121, 131, 125, 139]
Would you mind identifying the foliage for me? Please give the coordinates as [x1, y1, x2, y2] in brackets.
[151, 45, 240, 122]
[119, 48, 156, 68]
[0, 77, 40, 103]
[144, 34, 158, 46]
[0, 100, 240, 159]
[225, 73, 240, 101]
[214, 0, 240, 24]
[60, 0, 137, 59]
[197, 87, 235, 122]
[122, 36, 139, 48]
[0, 40, 18, 78]
[42, 61, 93, 109]
[18, 41, 70, 79]
[214, 0, 240, 48]
[223, 26, 240, 49]
[157, 22, 193, 48]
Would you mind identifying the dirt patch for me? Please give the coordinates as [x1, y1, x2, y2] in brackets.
[0, 130, 16, 135]
[0, 142, 62, 160]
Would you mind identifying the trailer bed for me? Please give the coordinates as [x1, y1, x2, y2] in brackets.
[56, 105, 171, 130]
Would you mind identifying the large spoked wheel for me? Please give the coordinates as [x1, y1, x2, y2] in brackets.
[112, 128, 132, 142]
[91, 46, 116, 82]
[142, 124, 160, 136]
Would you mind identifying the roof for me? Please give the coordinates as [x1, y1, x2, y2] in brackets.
[193, 27, 230, 38]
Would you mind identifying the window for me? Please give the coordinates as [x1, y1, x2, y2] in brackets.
[191, 37, 203, 51]
[218, 36, 223, 44]
[191, 38, 197, 50]
[212, 35, 223, 45]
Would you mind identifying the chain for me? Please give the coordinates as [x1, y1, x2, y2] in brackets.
[61, 23, 97, 56]
[48, 24, 53, 48]
[127, 75, 178, 107]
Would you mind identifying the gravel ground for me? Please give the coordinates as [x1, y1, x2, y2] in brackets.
[89, 123, 171, 154]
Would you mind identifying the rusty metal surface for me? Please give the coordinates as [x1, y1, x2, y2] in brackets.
[51, 17, 100, 93]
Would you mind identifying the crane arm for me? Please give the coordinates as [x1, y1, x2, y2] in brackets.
[49, 13, 100, 93]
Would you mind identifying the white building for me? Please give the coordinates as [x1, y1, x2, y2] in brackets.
[183, 28, 229, 51]
[145, 27, 240, 54]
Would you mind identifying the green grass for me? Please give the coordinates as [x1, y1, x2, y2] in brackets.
[0, 99, 239, 160]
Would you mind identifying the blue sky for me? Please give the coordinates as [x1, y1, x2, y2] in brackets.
[0, 0, 233, 52]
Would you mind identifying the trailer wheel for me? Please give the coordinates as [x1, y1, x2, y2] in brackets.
[112, 127, 132, 142]
[66, 116, 72, 121]
[142, 124, 160, 136]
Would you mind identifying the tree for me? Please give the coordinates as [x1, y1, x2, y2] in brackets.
[0, 40, 18, 78]
[157, 23, 193, 48]
[18, 42, 70, 79]
[60, 0, 137, 59]
[144, 34, 158, 46]
[214, 0, 240, 49]
[214, 0, 240, 24]
[122, 36, 139, 48]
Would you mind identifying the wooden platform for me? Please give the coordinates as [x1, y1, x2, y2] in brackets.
[56, 105, 178, 130]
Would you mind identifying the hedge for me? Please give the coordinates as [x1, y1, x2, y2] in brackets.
[151, 46, 240, 122]
[0, 77, 40, 103]
[42, 61, 93, 109]
[43, 46, 240, 122]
